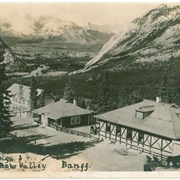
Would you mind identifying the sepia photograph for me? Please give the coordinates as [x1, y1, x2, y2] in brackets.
[0, 1, 179, 178]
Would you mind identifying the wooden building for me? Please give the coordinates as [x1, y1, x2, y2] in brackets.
[94, 99, 180, 158]
[8, 83, 54, 117]
[33, 99, 94, 128]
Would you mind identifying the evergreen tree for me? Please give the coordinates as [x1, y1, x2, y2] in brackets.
[96, 71, 113, 113]
[39, 91, 45, 108]
[30, 76, 38, 111]
[117, 87, 128, 108]
[89, 98, 97, 111]
[19, 84, 23, 116]
[0, 63, 13, 136]
[159, 69, 168, 103]
[78, 97, 86, 109]
[118, 88, 143, 108]
[63, 80, 75, 103]
[126, 89, 143, 105]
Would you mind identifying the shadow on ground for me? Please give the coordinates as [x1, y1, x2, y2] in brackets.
[0, 134, 95, 160]
[12, 124, 39, 131]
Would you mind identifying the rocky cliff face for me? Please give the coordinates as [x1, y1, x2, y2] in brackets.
[71, 4, 180, 74]
[0, 37, 25, 72]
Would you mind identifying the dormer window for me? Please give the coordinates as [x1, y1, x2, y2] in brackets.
[136, 111, 144, 119]
[135, 105, 155, 119]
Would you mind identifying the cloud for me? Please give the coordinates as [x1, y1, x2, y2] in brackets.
[0, 2, 177, 27]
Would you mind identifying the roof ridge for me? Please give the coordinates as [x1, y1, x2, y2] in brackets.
[170, 106, 179, 139]
[60, 100, 67, 117]
[11, 83, 43, 91]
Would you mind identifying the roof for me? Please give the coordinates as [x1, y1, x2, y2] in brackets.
[33, 99, 93, 120]
[95, 99, 180, 140]
[7, 83, 43, 101]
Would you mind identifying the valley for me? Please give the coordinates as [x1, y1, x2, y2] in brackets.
[0, 3, 180, 174]
[1, 4, 180, 111]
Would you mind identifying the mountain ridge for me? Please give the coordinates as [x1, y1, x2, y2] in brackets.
[70, 4, 180, 75]
[0, 16, 112, 45]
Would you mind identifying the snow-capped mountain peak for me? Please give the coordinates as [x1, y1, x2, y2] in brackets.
[0, 16, 111, 44]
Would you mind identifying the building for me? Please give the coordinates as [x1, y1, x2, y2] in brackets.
[33, 99, 94, 128]
[8, 83, 54, 117]
[94, 98, 180, 158]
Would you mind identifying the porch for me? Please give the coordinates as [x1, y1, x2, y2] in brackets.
[96, 119, 174, 160]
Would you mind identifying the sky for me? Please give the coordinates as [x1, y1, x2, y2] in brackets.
[0, 2, 178, 29]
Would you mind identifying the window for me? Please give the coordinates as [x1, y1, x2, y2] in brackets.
[135, 106, 154, 119]
[71, 119, 75, 125]
[57, 119, 62, 125]
[70, 116, 81, 125]
[20, 97, 25, 105]
[138, 132, 144, 142]
[116, 126, 121, 135]
[136, 111, 144, 119]
[106, 122, 111, 132]
[76, 118, 81, 124]
[127, 129, 132, 140]
[27, 101, 30, 106]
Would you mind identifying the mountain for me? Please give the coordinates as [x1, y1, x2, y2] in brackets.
[0, 16, 112, 44]
[71, 4, 180, 74]
[0, 16, 113, 72]
[87, 23, 125, 34]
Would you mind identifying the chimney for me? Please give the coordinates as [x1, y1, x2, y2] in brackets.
[156, 97, 161, 103]
[73, 99, 77, 106]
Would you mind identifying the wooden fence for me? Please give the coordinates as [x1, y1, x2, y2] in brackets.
[48, 124, 92, 138]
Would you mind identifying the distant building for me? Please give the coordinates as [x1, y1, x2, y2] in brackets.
[8, 83, 54, 117]
[94, 98, 180, 158]
[33, 99, 94, 128]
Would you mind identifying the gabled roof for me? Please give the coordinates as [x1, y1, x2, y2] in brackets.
[7, 83, 43, 101]
[95, 100, 180, 140]
[33, 99, 93, 120]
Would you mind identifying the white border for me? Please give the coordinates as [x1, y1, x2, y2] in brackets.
[0, 0, 179, 179]
[0, 0, 179, 3]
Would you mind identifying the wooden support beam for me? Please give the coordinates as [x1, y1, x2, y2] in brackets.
[131, 131, 137, 148]
[132, 131, 138, 141]
[121, 128, 126, 137]
[142, 134, 145, 152]
[162, 140, 172, 151]
[125, 128, 128, 147]
[105, 122, 107, 139]
[150, 135, 152, 153]
[151, 137, 159, 147]
[161, 139, 163, 159]
[143, 135, 150, 145]
[156, 139, 161, 149]
[99, 121, 105, 131]
[110, 124, 115, 140]
[119, 127, 122, 144]
[137, 132, 140, 146]
[110, 124, 115, 134]
[98, 119, 101, 138]
[114, 125, 118, 142]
